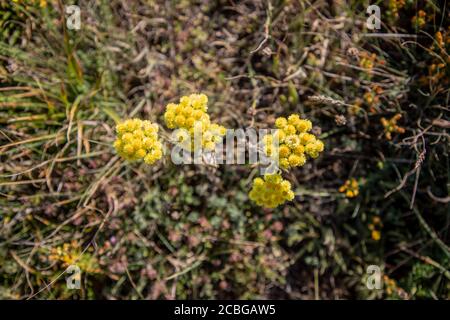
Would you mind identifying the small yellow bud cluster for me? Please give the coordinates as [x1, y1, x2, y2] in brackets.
[49, 240, 100, 273]
[349, 98, 363, 115]
[381, 113, 405, 140]
[249, 174, 295, 208]
[164, 94, 226, 150]
[114, 118, 163, 164]
[388, 0, 405, 18]
[368, 216, 382, 241]
[263, 114, 324, 170]
[432, 30, 450, 52]
[339, 178, 359, 198]
[383, 275, 399, 296]
[411, 10, 427, 28]
[418, 30, 450, 87]
[49, 241, 78, 267]
[12, 0, 47, 8]
[359, 52, 377, 70]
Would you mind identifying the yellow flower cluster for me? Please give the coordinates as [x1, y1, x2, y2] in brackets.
[12, 0, 47, 8]
[383, 275, 398, 296]
[49, 240, 100, 273]
[381, 114, 405, 140]
[339, 178, 359, 198]
[363, 85, 383, 113]
[420, 31, 450, 86]
[432, 30, 450, 53]
[359, 52, 377, 70]
[425, 62, 447, 85]
[411, 10, 427, 28]
[368, 216, 383, 241]
[349, 98, 363, 115]
[164, 94, 226, 150]
[263, 114, 324, 170]
[249, 114, 324, 208]
[249, 174, 295, 208]
[114, 118, 163, 164]
[383, 275, 408, 298]
[389, 0, 405, 18]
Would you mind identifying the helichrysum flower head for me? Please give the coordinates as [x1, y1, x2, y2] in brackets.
[339, 178, 359, 198]
[248, 173, 295, 208]
[164, 93, 209, 130]
[114, 118, 163, 164]
[164, 94, 226, 151]
[263, 114, 324, 170]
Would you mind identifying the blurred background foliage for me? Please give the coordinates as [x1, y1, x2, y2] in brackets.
[0, 0, 448, 299]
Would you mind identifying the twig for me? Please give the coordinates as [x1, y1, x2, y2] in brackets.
[400, 192, 450, 258]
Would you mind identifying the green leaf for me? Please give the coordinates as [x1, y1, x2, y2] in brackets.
[102, 106, 121, 124]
